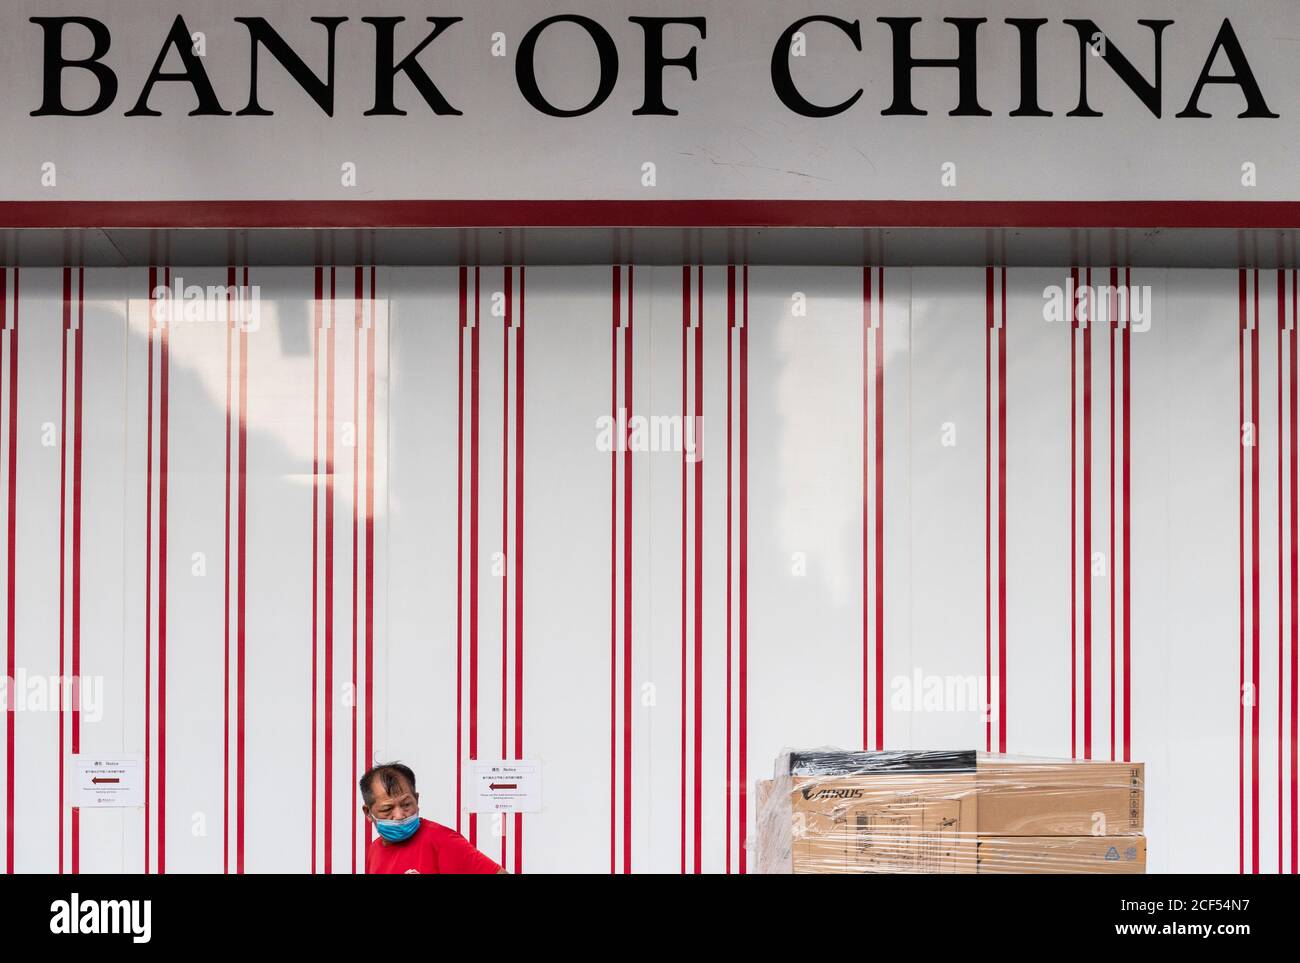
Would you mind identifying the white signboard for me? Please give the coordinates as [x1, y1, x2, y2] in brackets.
[467, 761, 541, 814]
[72, 755, 144, 808]
[0, 0, 1297, 203]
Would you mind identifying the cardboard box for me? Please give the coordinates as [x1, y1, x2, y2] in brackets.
[789, 771, 978, 873]
[764, 750, 1146, 873]
[754, 778, 793, 875]
[783, 751, 1143, 837]
[976, 835, 1147, 874]
[975, 758, 1144, 835]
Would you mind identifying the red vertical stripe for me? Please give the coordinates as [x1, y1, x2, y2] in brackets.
[3, 267, 15, 875]
[1110, 267, 1118, 762]
[1239, 267, 1246, 875]
[1071, 266, 1079, 759]
[1252, 268, 1261, 875]
[1083, 267, 1093, 760]
[456, 265, 466, 836]
[725, 263, 734, 871]
[225, 266, 235, 874]
[738, 263, 748, 874]
[310, 265, 322, 871]
[998, 265, 1008, 753]
[58, 267, 69, 873]
[623, 266, 634, 875]
[71, 267, 84, 874]
[982, 264, 1007, 753]
[681, 261, 691, 873]
[875, 269, 886, 750]
[513, 265, 525, 873]
[324, 267, 336, 872]
[366, 264, 376, 849]
[1292, 267, 1299, 876]
[1122, 267, 1132, 762]
[469, 266, 480, 850]
[609, 264, 618, 876]
[693, 264, 703, 874]
[144, 267, 156, 874]
[351, 266, 362, 874]
[236, 266, 248, 874]
[985, 266, 993, 753]
[865, 266, 873, 749]
[501, 265, 511, 871]
[158, 266, 170, 874]
[1279, 267, 1286, 874]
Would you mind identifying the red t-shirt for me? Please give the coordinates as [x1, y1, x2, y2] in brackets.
[365, 818, 502, 874]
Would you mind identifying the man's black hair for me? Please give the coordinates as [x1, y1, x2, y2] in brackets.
[359, 762, 417, 808]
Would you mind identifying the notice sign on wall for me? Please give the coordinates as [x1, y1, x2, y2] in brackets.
[72, 756, 143, 808]
[467, 761, 541, 814]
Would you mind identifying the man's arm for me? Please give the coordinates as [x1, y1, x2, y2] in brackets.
[439, 828, 507, 874]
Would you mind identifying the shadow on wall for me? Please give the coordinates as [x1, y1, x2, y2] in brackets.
[0, 261, 386, 874]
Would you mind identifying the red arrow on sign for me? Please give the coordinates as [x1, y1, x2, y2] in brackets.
[92, 778, 120, 784]
[488, 783, 517, 791]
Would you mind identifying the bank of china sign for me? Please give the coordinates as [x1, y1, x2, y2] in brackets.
[0, 1, 1292, 202]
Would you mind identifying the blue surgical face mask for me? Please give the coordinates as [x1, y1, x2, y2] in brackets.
[374, 811, 420, 843]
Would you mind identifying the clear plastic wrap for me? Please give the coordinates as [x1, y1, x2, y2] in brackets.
[753, 749, 1144, 874]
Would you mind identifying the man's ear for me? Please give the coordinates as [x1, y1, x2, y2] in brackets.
[361, 806, 372, 822]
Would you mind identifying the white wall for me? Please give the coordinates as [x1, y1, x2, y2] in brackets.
[0, 264, 1288, 873]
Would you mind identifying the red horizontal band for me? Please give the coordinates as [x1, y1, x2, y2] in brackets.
[1, 199, 1299, 230]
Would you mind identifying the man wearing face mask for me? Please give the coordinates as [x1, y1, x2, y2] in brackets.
[361, 762, 506, 874]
